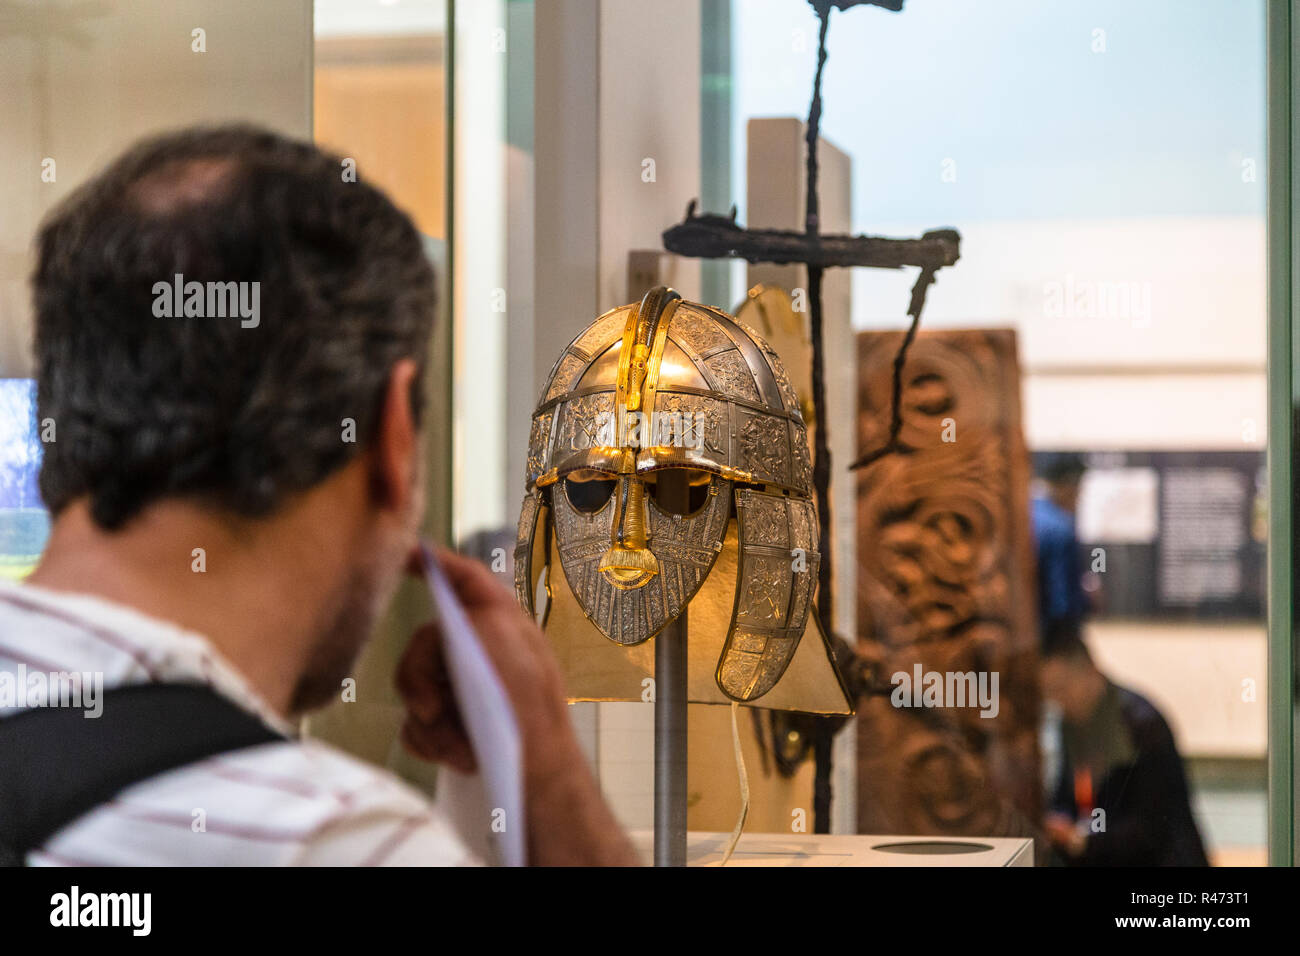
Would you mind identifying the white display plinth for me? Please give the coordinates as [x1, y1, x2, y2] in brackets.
[630, 831, 1033, 867]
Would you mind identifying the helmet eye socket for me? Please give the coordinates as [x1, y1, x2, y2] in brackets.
[564, 471, 617, 513]
[647, 469, 712, 516]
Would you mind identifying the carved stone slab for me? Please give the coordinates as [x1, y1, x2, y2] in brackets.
[855, 328, 1041, 838]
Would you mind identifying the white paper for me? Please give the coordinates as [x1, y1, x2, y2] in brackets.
[419, 543, 526, 866]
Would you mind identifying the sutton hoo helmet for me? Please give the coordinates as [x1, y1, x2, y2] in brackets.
[515, 287, 850, 713]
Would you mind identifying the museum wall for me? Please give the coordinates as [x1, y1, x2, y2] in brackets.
[0, 0, 313, 380]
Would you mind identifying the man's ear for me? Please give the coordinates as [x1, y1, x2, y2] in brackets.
[369, 358, 421, 512]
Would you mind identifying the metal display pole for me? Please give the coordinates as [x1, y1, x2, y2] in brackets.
[654, 612, 688, 866]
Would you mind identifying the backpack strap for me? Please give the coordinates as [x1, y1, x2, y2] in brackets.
[0, 683, 285, 865]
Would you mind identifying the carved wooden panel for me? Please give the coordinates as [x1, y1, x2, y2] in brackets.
[855, 329, 1041, 838]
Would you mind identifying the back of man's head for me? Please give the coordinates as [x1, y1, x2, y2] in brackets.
[32, 124, 435, 531]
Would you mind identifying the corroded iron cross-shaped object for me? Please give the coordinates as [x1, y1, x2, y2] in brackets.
[662, 0, 962, 834]
[663, 0, 961, 642]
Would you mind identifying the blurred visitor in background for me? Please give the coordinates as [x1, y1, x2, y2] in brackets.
[1039, 637, 1209, 866]
[1031, 452, 1090, 835]
[1032, 452, 1090, 650]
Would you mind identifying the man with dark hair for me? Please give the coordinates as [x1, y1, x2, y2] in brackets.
[0, 125, 637, 865]
[1039, 637, 1209, 866]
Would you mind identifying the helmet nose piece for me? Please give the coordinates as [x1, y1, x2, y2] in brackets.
[600, 474, 658, 589]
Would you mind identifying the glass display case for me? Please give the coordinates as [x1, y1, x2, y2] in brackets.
[444, 0, 1290, 866]
[0, 0, 1293, 869]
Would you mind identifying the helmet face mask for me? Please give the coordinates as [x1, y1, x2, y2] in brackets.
[549, 460, 731, 646]
[516, 287, 838, 707]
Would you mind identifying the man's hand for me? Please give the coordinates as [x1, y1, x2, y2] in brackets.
[395, 547, 571, 782]
[395, 546, 640, 866]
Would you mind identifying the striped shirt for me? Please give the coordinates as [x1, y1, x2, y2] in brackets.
[0, 579, 482, 866]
